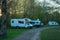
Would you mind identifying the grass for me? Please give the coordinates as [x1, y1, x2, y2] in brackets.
[0, 28, 30, 40]
[40, 26, 60, 40]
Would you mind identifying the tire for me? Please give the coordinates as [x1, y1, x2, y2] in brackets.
[16, 26, 19, 29]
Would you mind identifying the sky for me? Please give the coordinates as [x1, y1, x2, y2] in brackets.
[37, 0, 60, 7]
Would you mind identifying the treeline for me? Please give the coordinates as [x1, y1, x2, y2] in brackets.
[0, 0, 60, 27]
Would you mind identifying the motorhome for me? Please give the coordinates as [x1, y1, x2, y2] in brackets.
[48, 21, 59, 26]
[11, 19, 33, 28]
[29, 19, 41, 26]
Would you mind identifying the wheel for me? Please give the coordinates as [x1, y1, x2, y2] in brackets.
[16, 26, 19, 29]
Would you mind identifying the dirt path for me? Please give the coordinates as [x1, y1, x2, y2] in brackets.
[12, 27, 58, 40]
[12, 28, 41, 40]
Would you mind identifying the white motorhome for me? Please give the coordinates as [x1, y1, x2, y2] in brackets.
[11, 19, 33, 28]
[48, 21, 59, 26]
[29, 19, 41, 26]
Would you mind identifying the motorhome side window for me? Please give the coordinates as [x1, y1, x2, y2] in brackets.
[36, 22, 38, 23]
[12, 21, 14, 23]
[30, 22, 35, 24]
[18, 21, 24, 24]
[55, 22, 56, 24]
[52, 23, 54, 24]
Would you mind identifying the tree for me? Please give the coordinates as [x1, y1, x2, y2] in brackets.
[23, 0, 35, 18]
[0, 0, 7, 38]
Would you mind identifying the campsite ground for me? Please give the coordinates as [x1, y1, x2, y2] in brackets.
[12, 26, 59, 40]
[0, 28, 30, 40]
[0, 26, 60, 40]
[40, 26, 60, 40]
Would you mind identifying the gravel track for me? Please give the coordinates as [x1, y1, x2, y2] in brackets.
[12, 27, 58, 40]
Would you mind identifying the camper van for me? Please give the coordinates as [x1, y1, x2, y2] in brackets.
[11, 19, 33, 28]
[48, 21, 59, 26]
[29, 19, 41, 26]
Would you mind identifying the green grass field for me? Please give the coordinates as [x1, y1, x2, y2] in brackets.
[40, 26, 60, 40]
[0, 28, 29, 40]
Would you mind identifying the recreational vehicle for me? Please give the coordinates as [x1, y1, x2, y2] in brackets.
[11, 19, 33, 28]
[29, 19, 41, 26]
[48, 21, 59, 26]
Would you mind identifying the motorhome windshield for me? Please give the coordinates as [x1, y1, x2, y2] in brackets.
[25, 22, 30, 25]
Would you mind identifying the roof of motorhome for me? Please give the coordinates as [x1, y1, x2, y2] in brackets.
[11, 19, 26, 20]
[23, 18, 31, 21]
[30, 20, 40, 22]
[11, 19, 24, 20]
[23, 18, 29, 19]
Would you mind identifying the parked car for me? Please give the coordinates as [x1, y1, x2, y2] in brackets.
[48, 21, 59, 26]
[11, 19, 33, 28]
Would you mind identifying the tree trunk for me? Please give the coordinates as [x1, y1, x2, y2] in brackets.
[0, 0, 7, 38]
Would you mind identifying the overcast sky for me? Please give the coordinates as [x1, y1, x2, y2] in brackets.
[37, 0, 60, 7]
